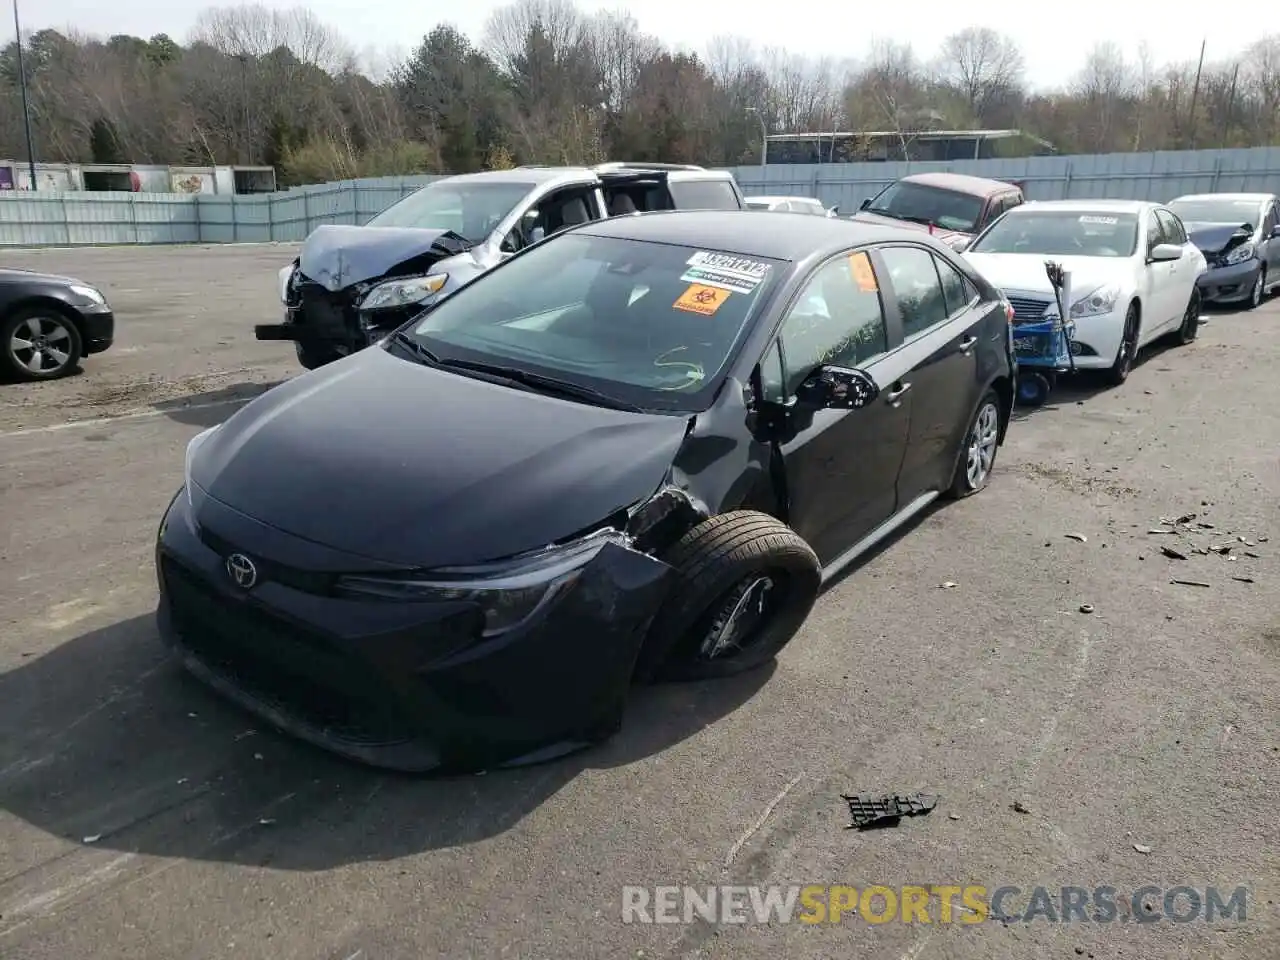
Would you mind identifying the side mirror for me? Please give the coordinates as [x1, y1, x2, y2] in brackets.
[829, 205, 840, 217]
[1270, 224, 1280, 239]
[950, 237, 971, 253]
[859, 198, 871, 211]
[794, 365, 879, 410]
[1149, 242, 1182, 262]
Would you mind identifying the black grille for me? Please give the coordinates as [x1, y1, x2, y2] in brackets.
[288, 275, 358, 338]
[1007, 295, 1052, 325]
[197, 527, 335, 596]
[161, 555, 411, 747]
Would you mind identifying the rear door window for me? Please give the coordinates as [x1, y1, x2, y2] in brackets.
[668, 179, 742, 210]
[934, 255, 975, 317]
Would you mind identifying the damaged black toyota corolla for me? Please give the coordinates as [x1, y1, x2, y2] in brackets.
[157, 211, 1015, 773]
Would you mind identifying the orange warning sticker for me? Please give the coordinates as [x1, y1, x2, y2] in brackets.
[849, 251, 878, 292]
[673, 283, 730, 316]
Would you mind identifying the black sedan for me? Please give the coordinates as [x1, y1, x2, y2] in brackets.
[156, 211, 1016, 773]
[0, 268, 115, 381]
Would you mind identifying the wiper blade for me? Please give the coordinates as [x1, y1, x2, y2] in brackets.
[437, 358, 644, 412]
[390, 331, 441, 365]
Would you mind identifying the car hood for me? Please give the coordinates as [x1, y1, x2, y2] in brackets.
[0, 267, 82, 286]
[962, 252, 1129, 296]
[189, 347, 690, 568]
[296, 224, 477, 291]
[1183, 222, 1253, 254]
[851, 210, 972, 243]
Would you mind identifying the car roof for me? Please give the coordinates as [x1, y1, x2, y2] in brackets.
[1170, 192, 1274, 203]
[747, 195, 822, 203]
[574, 209, 923, 262]
[438, 168, 591, 188]
[900, 172, 1020, 196]
[1012, 199, 1155, 215]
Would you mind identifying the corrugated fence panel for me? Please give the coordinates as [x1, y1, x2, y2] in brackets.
[1, 149, 1279, 246]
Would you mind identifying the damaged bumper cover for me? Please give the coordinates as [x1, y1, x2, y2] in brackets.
[155, 489, 676, 773]
[1195, 258, 1262, 304]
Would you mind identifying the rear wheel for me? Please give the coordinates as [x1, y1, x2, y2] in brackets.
[948, 390, 1002, 498]
[1104, 302, 1140, 386]
[1174, 289, 1201, 345]
[1, 307, 83, 382]
[638, 511, 821, 682]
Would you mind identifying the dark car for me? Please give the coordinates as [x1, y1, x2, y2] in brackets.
[0, 268, 114, 381]
[853, 173, 1025, 253]
[1166, 193, 1280, 309]
[255, 163, 746, 371]
[158, 211, 1015, 773]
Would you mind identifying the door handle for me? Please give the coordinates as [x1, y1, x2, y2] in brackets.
[885, 382, 911, 405]
[957, 335, 978, 354]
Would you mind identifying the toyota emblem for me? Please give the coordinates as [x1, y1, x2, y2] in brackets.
[225, 553, 258, 589]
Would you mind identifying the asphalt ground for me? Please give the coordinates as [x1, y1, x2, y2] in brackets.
[1, 244, 1278, 960]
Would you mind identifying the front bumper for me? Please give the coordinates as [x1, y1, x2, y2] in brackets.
[154, 488, 674, 773]
[77, 303, 114, 354]
[1056, 308, 1125, 370]
[1195, 259, 1261, 303]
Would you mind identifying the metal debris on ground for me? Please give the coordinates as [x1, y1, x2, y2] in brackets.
[1232, 576, 1255, 584]
[1160, 546, 1187, 560]
[1065, 533, 1088, 542]
[1011, 800, 1031, 814]
[1133, 843, 1152, 854]
[842, 793, 939, 830]
[1170, 579, 1212, 588]
[940, 581, 957, 589]
[1079, 603, 1094, 614]
[1147, 528, 1176, 535]
[83, 834, 102, 843]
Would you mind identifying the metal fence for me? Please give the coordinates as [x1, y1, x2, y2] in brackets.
[3, 147, 1280, 247]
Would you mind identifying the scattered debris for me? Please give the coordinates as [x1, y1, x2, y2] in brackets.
[1147, 528, 1176, 535]
[842, 793, 938, 830]
[1170, 579, 1211, 588]
[1196, 522, 1215, 529]
[1239, 536, 1254, 546]
[948, 813, 961, 820]
[1160, 546, 1187, 560]
[83, 834, 102, 844]
[1260, 536, 1270, 543]
[1232, 576, 1255, 584]
[1011, 800, 1032, 814]
[234, 729, 257, 741]
[187, 712, 198, 718]
[1065, 533, 1088, 543]
[258, 818, 276, 826]
[1079, 603, 1095, 614]
[1246, 552, 1261, 559]
[1175, 513, 1197, 524]
[1209, 543, 1234, 554]
[253, 752, 264, 761]
[177, 778, 189, 785]
[940, 581, 957, 589]
[1133, 843, 1152, 854]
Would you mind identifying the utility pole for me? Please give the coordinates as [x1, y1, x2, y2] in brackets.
[747, 106, 767, 168]
[1187, 39, 1206, 150]
[12, 0, 37, 190]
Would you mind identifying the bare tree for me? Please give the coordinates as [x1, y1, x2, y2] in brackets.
[934, 27, 1024, 123]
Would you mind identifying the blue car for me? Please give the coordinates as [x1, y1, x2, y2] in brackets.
[1167, 192, 1280, 310]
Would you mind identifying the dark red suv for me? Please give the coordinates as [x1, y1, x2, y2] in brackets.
[853, 172, 1025, 252]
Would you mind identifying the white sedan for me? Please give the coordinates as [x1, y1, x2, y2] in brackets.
[962, 199, 1207, 384]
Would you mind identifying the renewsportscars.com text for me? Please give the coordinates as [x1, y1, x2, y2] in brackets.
[621, 884, 1249, 925]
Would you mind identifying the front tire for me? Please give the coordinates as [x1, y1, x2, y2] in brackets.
[1, 307, 83, 382]
[1174, 289, 1201, 345]
[295, 341, 344, 371]
[639, 511, 821, 682]
[948, 390, 1002, 498]
[1104, 302, 1140, 386]
[1245, 268, 1266, 310]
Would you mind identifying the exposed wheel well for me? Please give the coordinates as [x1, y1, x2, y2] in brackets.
[990, 374, 1014, 439]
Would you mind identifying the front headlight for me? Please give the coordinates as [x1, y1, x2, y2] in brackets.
[1070, 284, 1121, 320]
[68, 284, 106, 305]
[359, 274, 448, 312]
[1224, 243, 1255, 266]
[278, 264, 295, 303]
[183, 425, 219, 505]
[335, 527, 631, 636]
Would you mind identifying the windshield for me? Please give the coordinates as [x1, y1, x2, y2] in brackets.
[866, 181, 985, 232]
[1167, 198, 1263, 226]
[404, 234, 782, 412]
[365, 181, 535, 242]
[968, 210, 1139, 258]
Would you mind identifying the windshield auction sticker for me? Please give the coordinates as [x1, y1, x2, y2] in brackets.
[673, 284, 731, 316]
[848, 251, 878, 292]
[682, 251, 771, 294]
[1079, 215, 1119, 225]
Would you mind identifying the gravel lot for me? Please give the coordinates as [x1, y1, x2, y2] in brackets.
[2, 245, 1278, 960]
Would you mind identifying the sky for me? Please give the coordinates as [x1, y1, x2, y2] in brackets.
[19, 0, 1251, 91]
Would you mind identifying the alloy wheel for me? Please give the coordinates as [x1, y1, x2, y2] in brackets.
[1252, 271, 1265, 308]
[699, 575, 776, 660]
[966, 402, 1000, 488]
[8, 315, 75, 376]
[1116, 316, 1137, 378]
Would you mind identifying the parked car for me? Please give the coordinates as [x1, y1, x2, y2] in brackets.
[160, 210, 1015, 773]
[745, 195, 837, 216]
[853, 173, 1024, 252]
[255, 163, 747, 371]
[0, 268, 114, 382]
[1166, 192, 1280, 310]
[962, 199, 1206, 386]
